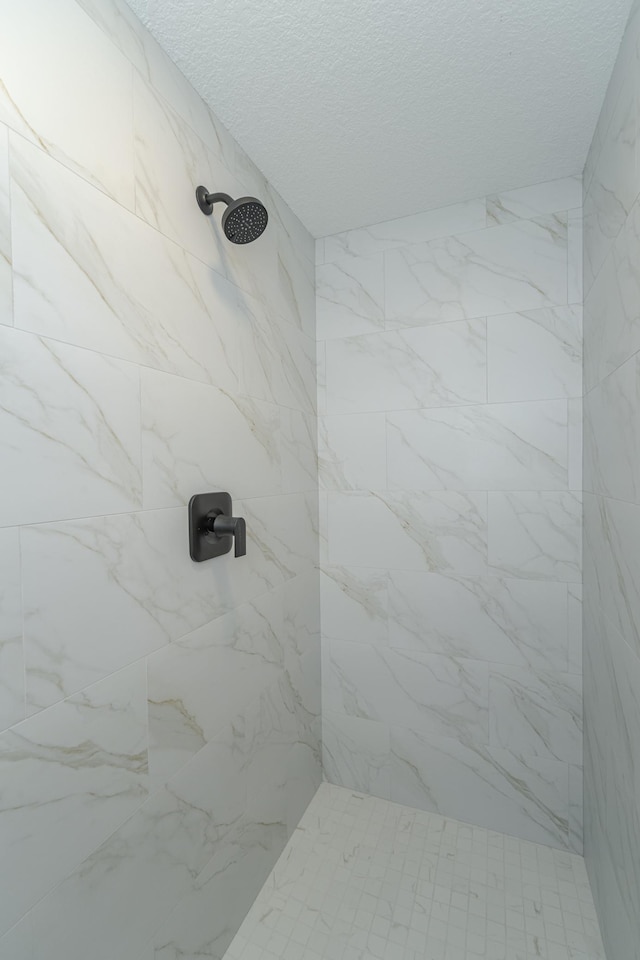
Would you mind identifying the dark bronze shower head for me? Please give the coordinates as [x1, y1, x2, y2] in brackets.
[195, 186, 268, 244]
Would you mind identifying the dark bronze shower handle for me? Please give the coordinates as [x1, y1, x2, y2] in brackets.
[203, 512, 246, 557]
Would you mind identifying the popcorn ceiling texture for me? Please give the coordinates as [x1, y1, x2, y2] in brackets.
[126, 0, 631, 236]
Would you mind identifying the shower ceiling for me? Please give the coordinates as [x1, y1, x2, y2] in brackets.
[126, 0, 632, 237]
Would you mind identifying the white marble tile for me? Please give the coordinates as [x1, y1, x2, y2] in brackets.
[488, 492, 582, 582]
[316, 340, 326, 415]
[147, 591, 284, 787]
[487, 306, 582, 402]
[239, 492, 318, 585]
[584, 353, 640, 502]
[20, 509, 241, 711]
[328, 491, 488, 575]
[0, 0, 134, 207]
[568, 208, 584, 305]
[486, 177, 582, 225]
[28, 766, 227, 960]
[489, 665, 582, 763]
[583, 195, 640, 391]
[280, 409, 317, 493]
[0, 124, 11, 326]
[385, 214, 567, 326]
[0, 326, 141, 527]
[273, 322, 316, 414]
[0, 528, 24, 732]
[133, 73, 237, 270]
[316, 253, 384, 340]
[79, 0, 228, 161]
[141, 368, 282, 508]
[283, 570, 321, 666]
[389, 726, 570, 849]
[325, 319, 486, 414]
[568, 583, 583, 676]
[322, 711, 391, 797]
[387, 400, 568, 491]
[266, 183, 316, 337]
[323, 199, 487, 262]
[319, 413, 386, 490]
[10, 137, 236, 391]
[326, 640, 489, 745]
[569, 763, 584, 855]
[0, 662, 148, 937]
[387, 570, 569, 672]
[0, 916, 33, 960]
[584, 494, 640, 657]
[584, 601, 640, 952]
[321, 566, 388, 648]
[583, 73, 638, 293]
[568, 397, 583, 491]
[151, 820, 287, 960]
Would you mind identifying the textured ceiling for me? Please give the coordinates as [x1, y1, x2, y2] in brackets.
[126, 0, 632, 237]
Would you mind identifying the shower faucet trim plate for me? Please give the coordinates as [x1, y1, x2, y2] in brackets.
[188, 492, 246, 561]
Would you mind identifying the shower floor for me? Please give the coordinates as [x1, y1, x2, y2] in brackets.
[224, 783, 605, 960]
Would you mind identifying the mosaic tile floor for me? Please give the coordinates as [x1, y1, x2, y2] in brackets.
[224, 783, 606, 960]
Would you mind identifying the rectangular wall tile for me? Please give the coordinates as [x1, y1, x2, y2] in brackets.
[487, 306, 582, 402]
[389, 726, 570, 849]
[319, 413, 386, 491]
[322, 712, 391, 798]
[568, 208, 583, 305]
[0, 662, 148, 937]
[147, 592, 284, 787]
[583, 197, 640, 391]
[486, 176, 581, 225]
[385, 215, 567, 326]
[316, 253, 384, 340]
[11, 136, 238, 392]
[584, 353, 640, 502]
[323, 198, 487, 262]
[325, 319, 486, 414]
[0, 124, 11, 326]
[328, 491, 487, 575]
[488, 491, 582, 582]
[584, 494, 640, 657]
[326, 639, 489, 746]
[0, 528, 24, 732]
[0, 0, 134, 207]
[0, 327, 141, 527]
[387, 570, 568, 672]
[583, 73, 638, 292]
[488, 665, 582, 763]
[21, 509, 238, 712]
[387, 400, 568, 491]
[321, 566, 388, 648]
[141, 368, 282, 508]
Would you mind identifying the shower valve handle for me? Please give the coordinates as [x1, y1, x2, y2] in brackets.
[204, 513, 246, 558]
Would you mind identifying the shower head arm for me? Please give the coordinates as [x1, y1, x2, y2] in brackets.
[195, 186, 233, 216]
[204, 191, 233, 206]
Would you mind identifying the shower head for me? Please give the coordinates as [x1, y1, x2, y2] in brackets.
[195, 186, 268, 244]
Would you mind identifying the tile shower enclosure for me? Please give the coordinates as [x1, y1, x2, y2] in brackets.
[6, 0, 640, 958]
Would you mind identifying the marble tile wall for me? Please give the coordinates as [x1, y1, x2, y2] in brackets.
[317, 173, 583, 853]
[582, 2, 640, 958]
[0, 1, 319, 957]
